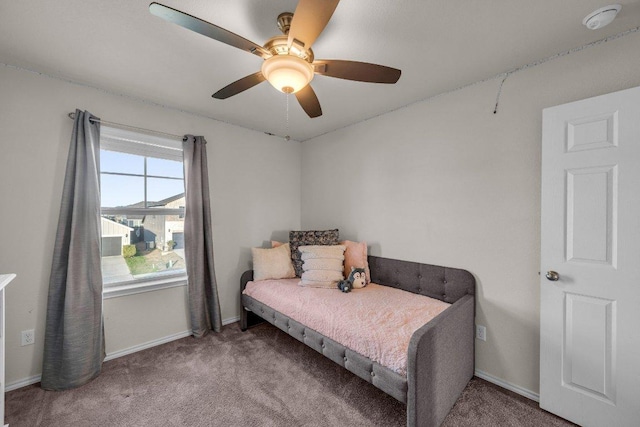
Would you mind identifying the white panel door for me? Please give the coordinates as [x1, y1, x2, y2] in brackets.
[540, 86, 640, 426]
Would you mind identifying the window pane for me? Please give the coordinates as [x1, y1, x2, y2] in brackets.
[101, 174, 144, 208]
[101, 150, 144, 175]
[101, 214, 186, 287]
[147, 157, 183, 178]
[147, 178, 184, 206]
[99, 129, 186, 288]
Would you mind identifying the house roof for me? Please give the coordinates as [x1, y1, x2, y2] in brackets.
[126, 193, 185, 209]
[155, 193, 185, 206]
[101, 217, 134, 232]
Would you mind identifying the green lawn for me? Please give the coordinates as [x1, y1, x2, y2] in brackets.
[124, 255, 157, 275]
[124, 248, 185, 276]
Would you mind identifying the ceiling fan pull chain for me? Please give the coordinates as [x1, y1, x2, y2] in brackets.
[284, 93, 291, 141]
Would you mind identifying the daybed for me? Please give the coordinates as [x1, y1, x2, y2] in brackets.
[240, 255, 475, 427]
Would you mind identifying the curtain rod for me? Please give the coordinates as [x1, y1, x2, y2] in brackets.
[67, 112, 186, 141]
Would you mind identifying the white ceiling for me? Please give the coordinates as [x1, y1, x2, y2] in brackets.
[1, 0, 639, 141]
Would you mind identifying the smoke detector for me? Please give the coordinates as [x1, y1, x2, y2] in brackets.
[583, 5, 622, 30]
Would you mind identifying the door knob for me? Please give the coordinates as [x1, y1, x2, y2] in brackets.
[545, 271, 560, 281]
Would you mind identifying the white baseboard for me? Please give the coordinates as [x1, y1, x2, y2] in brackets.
[105, 315, 239, 361]
[474, 369, 539, 402]
[5, 316, 242, 392]
[104, 330, 192, 362]
[222, 316, 240, 326]
[5, 374, 41, 392]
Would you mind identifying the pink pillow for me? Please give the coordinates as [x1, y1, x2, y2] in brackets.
[271, 241, 284, 248]
[340, 240, 370, 283]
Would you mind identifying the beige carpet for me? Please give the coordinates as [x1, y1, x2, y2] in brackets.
[6, 323, 575, 426]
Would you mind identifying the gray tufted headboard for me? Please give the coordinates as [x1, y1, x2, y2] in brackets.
[367, 256, 475, 304]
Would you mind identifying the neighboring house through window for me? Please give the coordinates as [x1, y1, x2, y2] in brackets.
[99, 126, 187, 296]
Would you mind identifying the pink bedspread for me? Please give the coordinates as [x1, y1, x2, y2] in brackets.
[243, 279, 451, 376]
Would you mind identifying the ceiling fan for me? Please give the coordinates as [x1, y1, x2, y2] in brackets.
[149, 1, 401, 118]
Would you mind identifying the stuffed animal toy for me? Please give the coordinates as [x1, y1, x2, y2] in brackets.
[337, 267, 367, 293]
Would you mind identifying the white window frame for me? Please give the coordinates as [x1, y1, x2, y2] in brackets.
[100, 126, 187, 299]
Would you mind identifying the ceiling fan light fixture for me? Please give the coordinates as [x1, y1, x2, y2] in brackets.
[261, 55, 314, 94]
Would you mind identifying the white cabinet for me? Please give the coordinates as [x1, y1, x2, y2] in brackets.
[0, 274, 15, 427]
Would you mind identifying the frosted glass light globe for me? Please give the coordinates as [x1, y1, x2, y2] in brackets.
[261, 55, 314, 94]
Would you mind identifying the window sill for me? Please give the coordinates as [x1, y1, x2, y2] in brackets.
[103, 275, 187, 299]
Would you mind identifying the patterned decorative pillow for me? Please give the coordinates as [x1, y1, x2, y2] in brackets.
[289, 229, 339, 277]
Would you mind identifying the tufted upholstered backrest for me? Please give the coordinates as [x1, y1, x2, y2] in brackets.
[368, 256, 475, 304]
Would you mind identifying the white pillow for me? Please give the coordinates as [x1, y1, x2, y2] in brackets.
[251, 243, 296, 281]
[298, 245, 346, 288]
[301, 269, 344, 282]
[302, 258, 344, 272]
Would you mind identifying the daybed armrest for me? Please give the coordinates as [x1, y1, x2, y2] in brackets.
[240, 270, 254, 293]
[240, 270, 266, 331]
[406, 294, 475, 427]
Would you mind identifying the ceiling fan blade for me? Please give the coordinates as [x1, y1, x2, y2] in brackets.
[212, 72, 266, 99]
[149, 3, 271, 59]
[287, 0, 340, 50]
[313, 60, 401, 84]
[295, 85, 322, 118]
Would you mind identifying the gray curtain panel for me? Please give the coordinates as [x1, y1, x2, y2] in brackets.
[41, 109, 105, 390]
[183, 135, 222, 336]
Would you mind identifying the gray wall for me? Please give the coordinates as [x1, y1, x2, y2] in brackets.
[0, 64, 301, 386]
[300, 33, 640, 395]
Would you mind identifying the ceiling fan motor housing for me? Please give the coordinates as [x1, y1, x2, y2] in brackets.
[263, 35, 314, 62]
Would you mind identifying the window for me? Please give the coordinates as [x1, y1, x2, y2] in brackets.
[100, 126, 186, 296]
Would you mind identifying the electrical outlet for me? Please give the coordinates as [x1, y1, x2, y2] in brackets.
[21, 329, 35, 346]
[476, 325, 487, 342]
